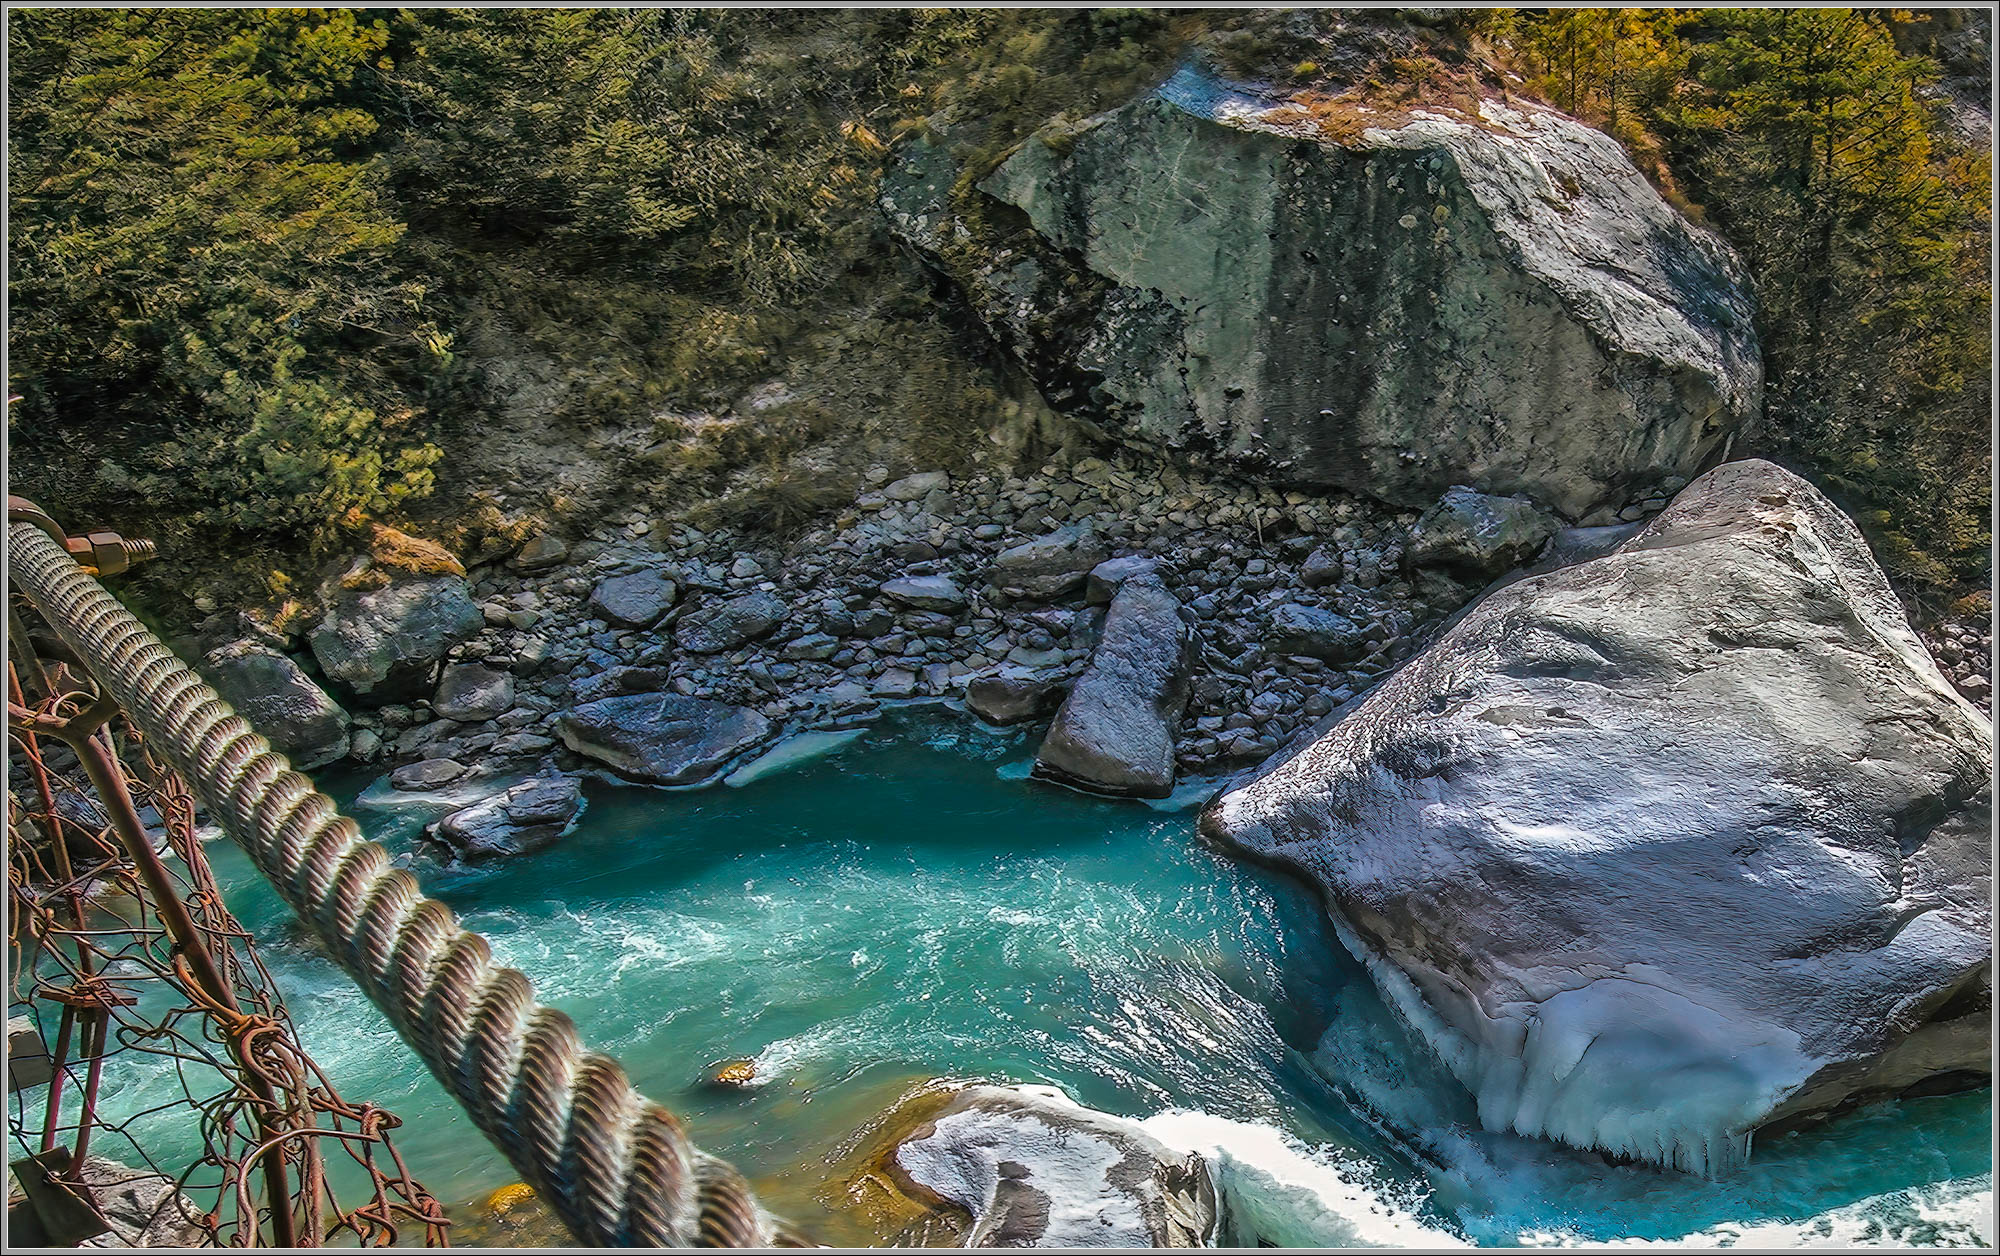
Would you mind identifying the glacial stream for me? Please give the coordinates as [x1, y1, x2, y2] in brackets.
[75, 713, 1993, 1247]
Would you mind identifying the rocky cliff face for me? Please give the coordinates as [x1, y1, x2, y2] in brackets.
[885, 68, 1761, 521]
[1202, 460, 1990, 1174]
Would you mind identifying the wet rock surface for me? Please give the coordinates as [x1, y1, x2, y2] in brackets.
[428, 775, 584, 861]
[890, 1085, 1218, 1249]
[1204, 460, 1992, 1174]
[558, 693, 772, 786]
[965, 670, 1070, 727]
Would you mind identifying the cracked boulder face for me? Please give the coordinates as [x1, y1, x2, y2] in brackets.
[1201, 459, 1990, 1175]
[883, 68, 1760, 519]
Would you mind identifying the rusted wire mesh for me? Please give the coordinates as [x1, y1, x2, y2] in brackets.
[8, 608, 450, 1248]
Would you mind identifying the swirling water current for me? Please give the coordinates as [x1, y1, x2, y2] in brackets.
[62, 713, 1992, 1246]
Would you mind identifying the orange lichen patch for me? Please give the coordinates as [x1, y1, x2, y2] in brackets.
[485, 1182, 536, 1217]
[367, 523, 465, 578]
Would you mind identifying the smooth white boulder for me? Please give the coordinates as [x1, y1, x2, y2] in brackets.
[1203, 460, 1991, 1174]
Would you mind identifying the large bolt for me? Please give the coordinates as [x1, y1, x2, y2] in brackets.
[7, 498, 156, 576]
[73, 531, 158, 577]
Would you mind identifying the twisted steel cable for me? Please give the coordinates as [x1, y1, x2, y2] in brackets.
[9, 521, 800, 1248]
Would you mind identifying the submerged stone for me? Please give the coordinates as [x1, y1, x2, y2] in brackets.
[889, 1085, 1218, 1248]
[558, 693, 771, 786]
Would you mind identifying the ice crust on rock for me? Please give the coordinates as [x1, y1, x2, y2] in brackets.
[1203, 460, 1991, 1175]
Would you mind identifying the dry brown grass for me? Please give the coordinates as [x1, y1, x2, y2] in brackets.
[364, 523, 464, 578]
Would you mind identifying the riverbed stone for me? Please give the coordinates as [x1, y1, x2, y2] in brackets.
[558, 694, 772, 786]
[391, 758, 467, 791]
[428, 775, 584, 861]
[589, 569, 679, 627]
[991, 525, 1110, 601]
[675, 591, 787, 654]
[890, 1085, 1218, 1248]
[1035, 577, 1196, 797]
[1267, 604, 1367, 663]
[782, 633, 839, 661]
[432, 663, 515, 723]
[509, 533, 569, 572]
[965, 670, 1069, 726]
[882, 574, 968, 613]
[884, 470, 950, 502]
[1405, 486, 1559, 576]
[309, 572, 484, 704]
[1300, 546, 1345, 589]
[1084, 555, 1158, 606]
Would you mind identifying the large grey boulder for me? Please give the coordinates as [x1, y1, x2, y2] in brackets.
[1202, 460, 1991, 1174]
[428, 776, 584, 861]
[891, 1086, 1217, 1248]
[1405, 485, 1559, 576]
[558, 694, 771, 786]
[885, 70, 1759, 518]
[432, 663, 514, 722]
[200, 641, 350, 768]
[991, 526, 1111, 602]
[675, 591, 787, 654]
[309, 573, 483, 704]
[1035, 577, 1196, 797]
[589, 569, 679, 627]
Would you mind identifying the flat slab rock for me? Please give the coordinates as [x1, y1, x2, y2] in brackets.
[892, 1085, 1217, 1248]
[428, 776, 584, 861]
[1035, 577, 1196, 797]
[1203, 459, 1991, 1175]
[557, 693, 772, 786]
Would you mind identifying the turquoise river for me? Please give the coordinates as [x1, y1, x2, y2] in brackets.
[62, 712, 1995, 1246]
